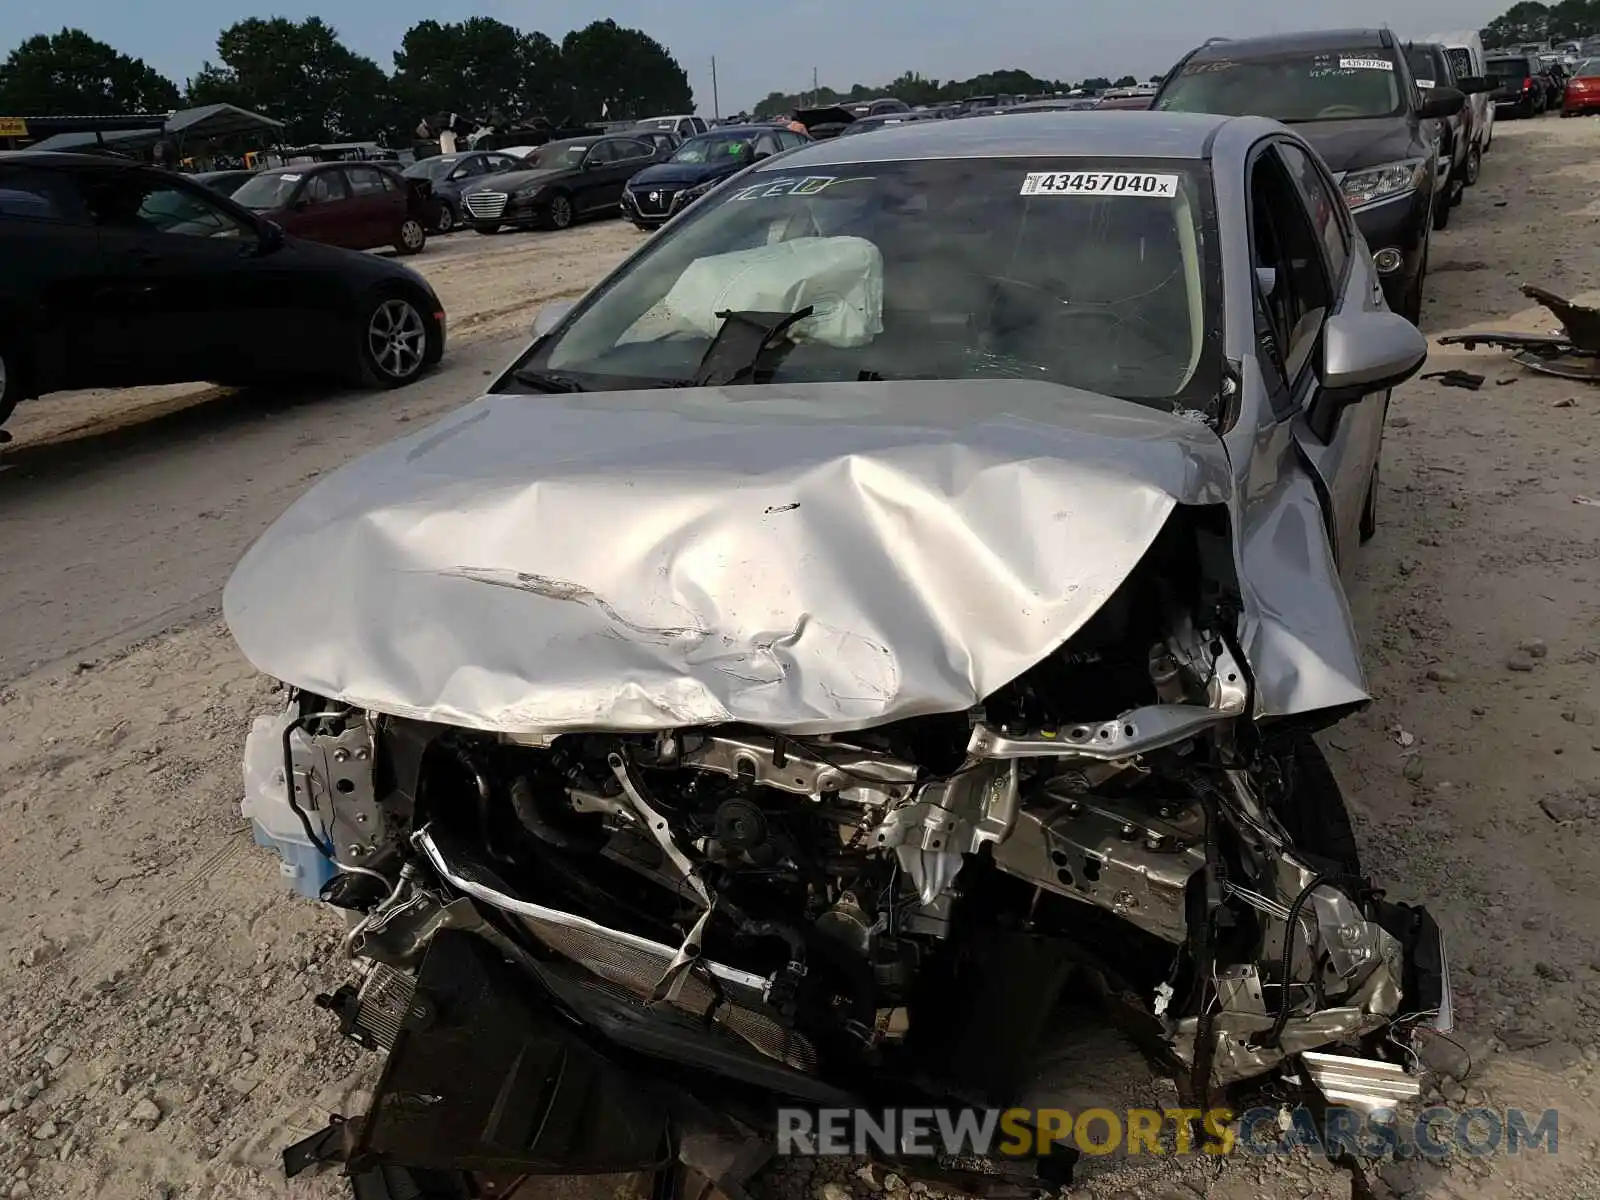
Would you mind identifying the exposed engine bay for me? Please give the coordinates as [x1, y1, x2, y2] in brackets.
[243, 514, 1450, 1189]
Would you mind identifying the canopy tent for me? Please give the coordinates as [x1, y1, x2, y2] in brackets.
[0, 112, 166, 150]
[26, 104, 282, 153]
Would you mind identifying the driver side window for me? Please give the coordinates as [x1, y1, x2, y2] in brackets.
[1248, 146, 1331, 398]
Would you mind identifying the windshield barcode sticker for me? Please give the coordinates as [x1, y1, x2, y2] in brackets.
[1020, 172, 1179, 197]
[1339, 57, 1394, 71]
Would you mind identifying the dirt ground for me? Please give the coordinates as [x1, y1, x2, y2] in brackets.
[2, 219, 646, 450]
[4, 118, 1600, 1200]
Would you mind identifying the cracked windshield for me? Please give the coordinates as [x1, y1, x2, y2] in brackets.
[540, 158, 1214, 405]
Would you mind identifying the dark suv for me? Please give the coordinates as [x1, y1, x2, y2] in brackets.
[1485, 53, 1549, 116]
[1154, 28, 1468, 323]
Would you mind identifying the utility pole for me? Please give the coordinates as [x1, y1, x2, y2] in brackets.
[711, 57, 720, 120]
[812, 66, 819, 107]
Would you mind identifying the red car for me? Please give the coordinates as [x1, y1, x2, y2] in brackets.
[230, 161, 431, 255]
[1563, 57, 1600, 115]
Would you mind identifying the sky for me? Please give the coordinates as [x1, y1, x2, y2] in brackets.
[1, 0, 1507, 117]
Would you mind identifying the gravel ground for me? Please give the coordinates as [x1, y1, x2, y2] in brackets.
[4, 118, 1600, 1200]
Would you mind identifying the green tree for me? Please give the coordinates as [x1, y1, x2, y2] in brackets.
[1483, 1, 1553, 46]
[1548, 0, 1600, 37]
[187, 17, 393, 143]
[392, 18, 529, 123]
[1081, 76, 1113, 92]
[1113, 74, 1138, 87]
[520, 32, 565, 118]
[558, 20, 692, 122]
[0, 28, 180, 115]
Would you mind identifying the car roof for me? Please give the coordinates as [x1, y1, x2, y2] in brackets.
[1186, 29, 1390, 60]
[751, 110, 1232, 168]
[0, 149, 147, 170]
[689, 124, 773, 135]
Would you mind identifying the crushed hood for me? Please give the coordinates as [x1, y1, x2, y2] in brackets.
[223, 380, 1233, 736]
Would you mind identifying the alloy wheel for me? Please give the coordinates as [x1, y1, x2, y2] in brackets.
[436, 206, 456, 233]
[367, 298, 427, 381]
[549, 195, 573, 229]
[400, 219, 426, 251]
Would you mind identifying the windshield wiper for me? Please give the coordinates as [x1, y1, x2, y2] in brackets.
[693, 306, 815, 387]
[511, 366, 588, 393]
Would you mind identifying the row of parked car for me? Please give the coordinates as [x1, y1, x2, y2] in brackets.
[1482, 48, 1600, 117]
[0, 22, 1567, 444]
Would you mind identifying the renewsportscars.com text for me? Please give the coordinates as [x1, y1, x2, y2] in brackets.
[776, 1106, 1561, 1159]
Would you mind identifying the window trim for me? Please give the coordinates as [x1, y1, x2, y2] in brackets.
[343, 164, 392, 196]
[296, 169, 350, 205]
[1270, 137, 1353, 296]
[113, 170, 257, 240]
[1243, 137, 1334, 402]
[609, 137, 658, 162]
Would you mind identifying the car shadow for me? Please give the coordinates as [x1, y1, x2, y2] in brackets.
[0, 378, 378, 496]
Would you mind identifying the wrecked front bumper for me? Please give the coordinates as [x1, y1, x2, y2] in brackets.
[288, 844, 1454, 1187]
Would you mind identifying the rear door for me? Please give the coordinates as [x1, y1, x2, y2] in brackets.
[279, 168, 354, 246]
[343, 165, 403, 248]
[598, 138, 660, 208]
[0, 162, 109, 392]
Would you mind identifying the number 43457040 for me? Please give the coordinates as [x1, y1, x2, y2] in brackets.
[1020, 172, 1179, 197]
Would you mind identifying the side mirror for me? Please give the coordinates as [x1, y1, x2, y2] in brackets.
[1418, 86, 1467, 118]
[1456, 75, 1495, 94]
[257, 220, 285, 252]
[530, 299, 576, 341]
[1321, 310, 1427, 391]
[290, 198, 309, 211]
[581, 157, 600, 170]
[1307, 310, 1427, 440]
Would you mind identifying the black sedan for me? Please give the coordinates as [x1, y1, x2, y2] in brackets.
[402, 150, 528, 233]
[620, 125, 810, 229]
[458, 135, 670, 233]
[0, 151, 446, 433]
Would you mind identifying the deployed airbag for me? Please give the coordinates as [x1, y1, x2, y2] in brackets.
[649, 236, 884, 348]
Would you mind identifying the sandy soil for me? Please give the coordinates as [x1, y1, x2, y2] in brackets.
[1, 219, 646, 451]
[4, 117, 1600, 1200]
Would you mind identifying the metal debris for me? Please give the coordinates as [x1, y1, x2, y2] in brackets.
[1439, 285, 1600, 383]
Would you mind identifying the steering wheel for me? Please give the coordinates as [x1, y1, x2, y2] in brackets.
[1315, 104, 1366, 120]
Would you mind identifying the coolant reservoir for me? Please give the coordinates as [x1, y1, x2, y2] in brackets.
[241, 706, 336, 899]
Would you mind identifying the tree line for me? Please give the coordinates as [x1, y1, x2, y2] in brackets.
[750, 69, 1161, 119]
[0, 18, 695, 145]
[1482, 1, 1600, 46]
